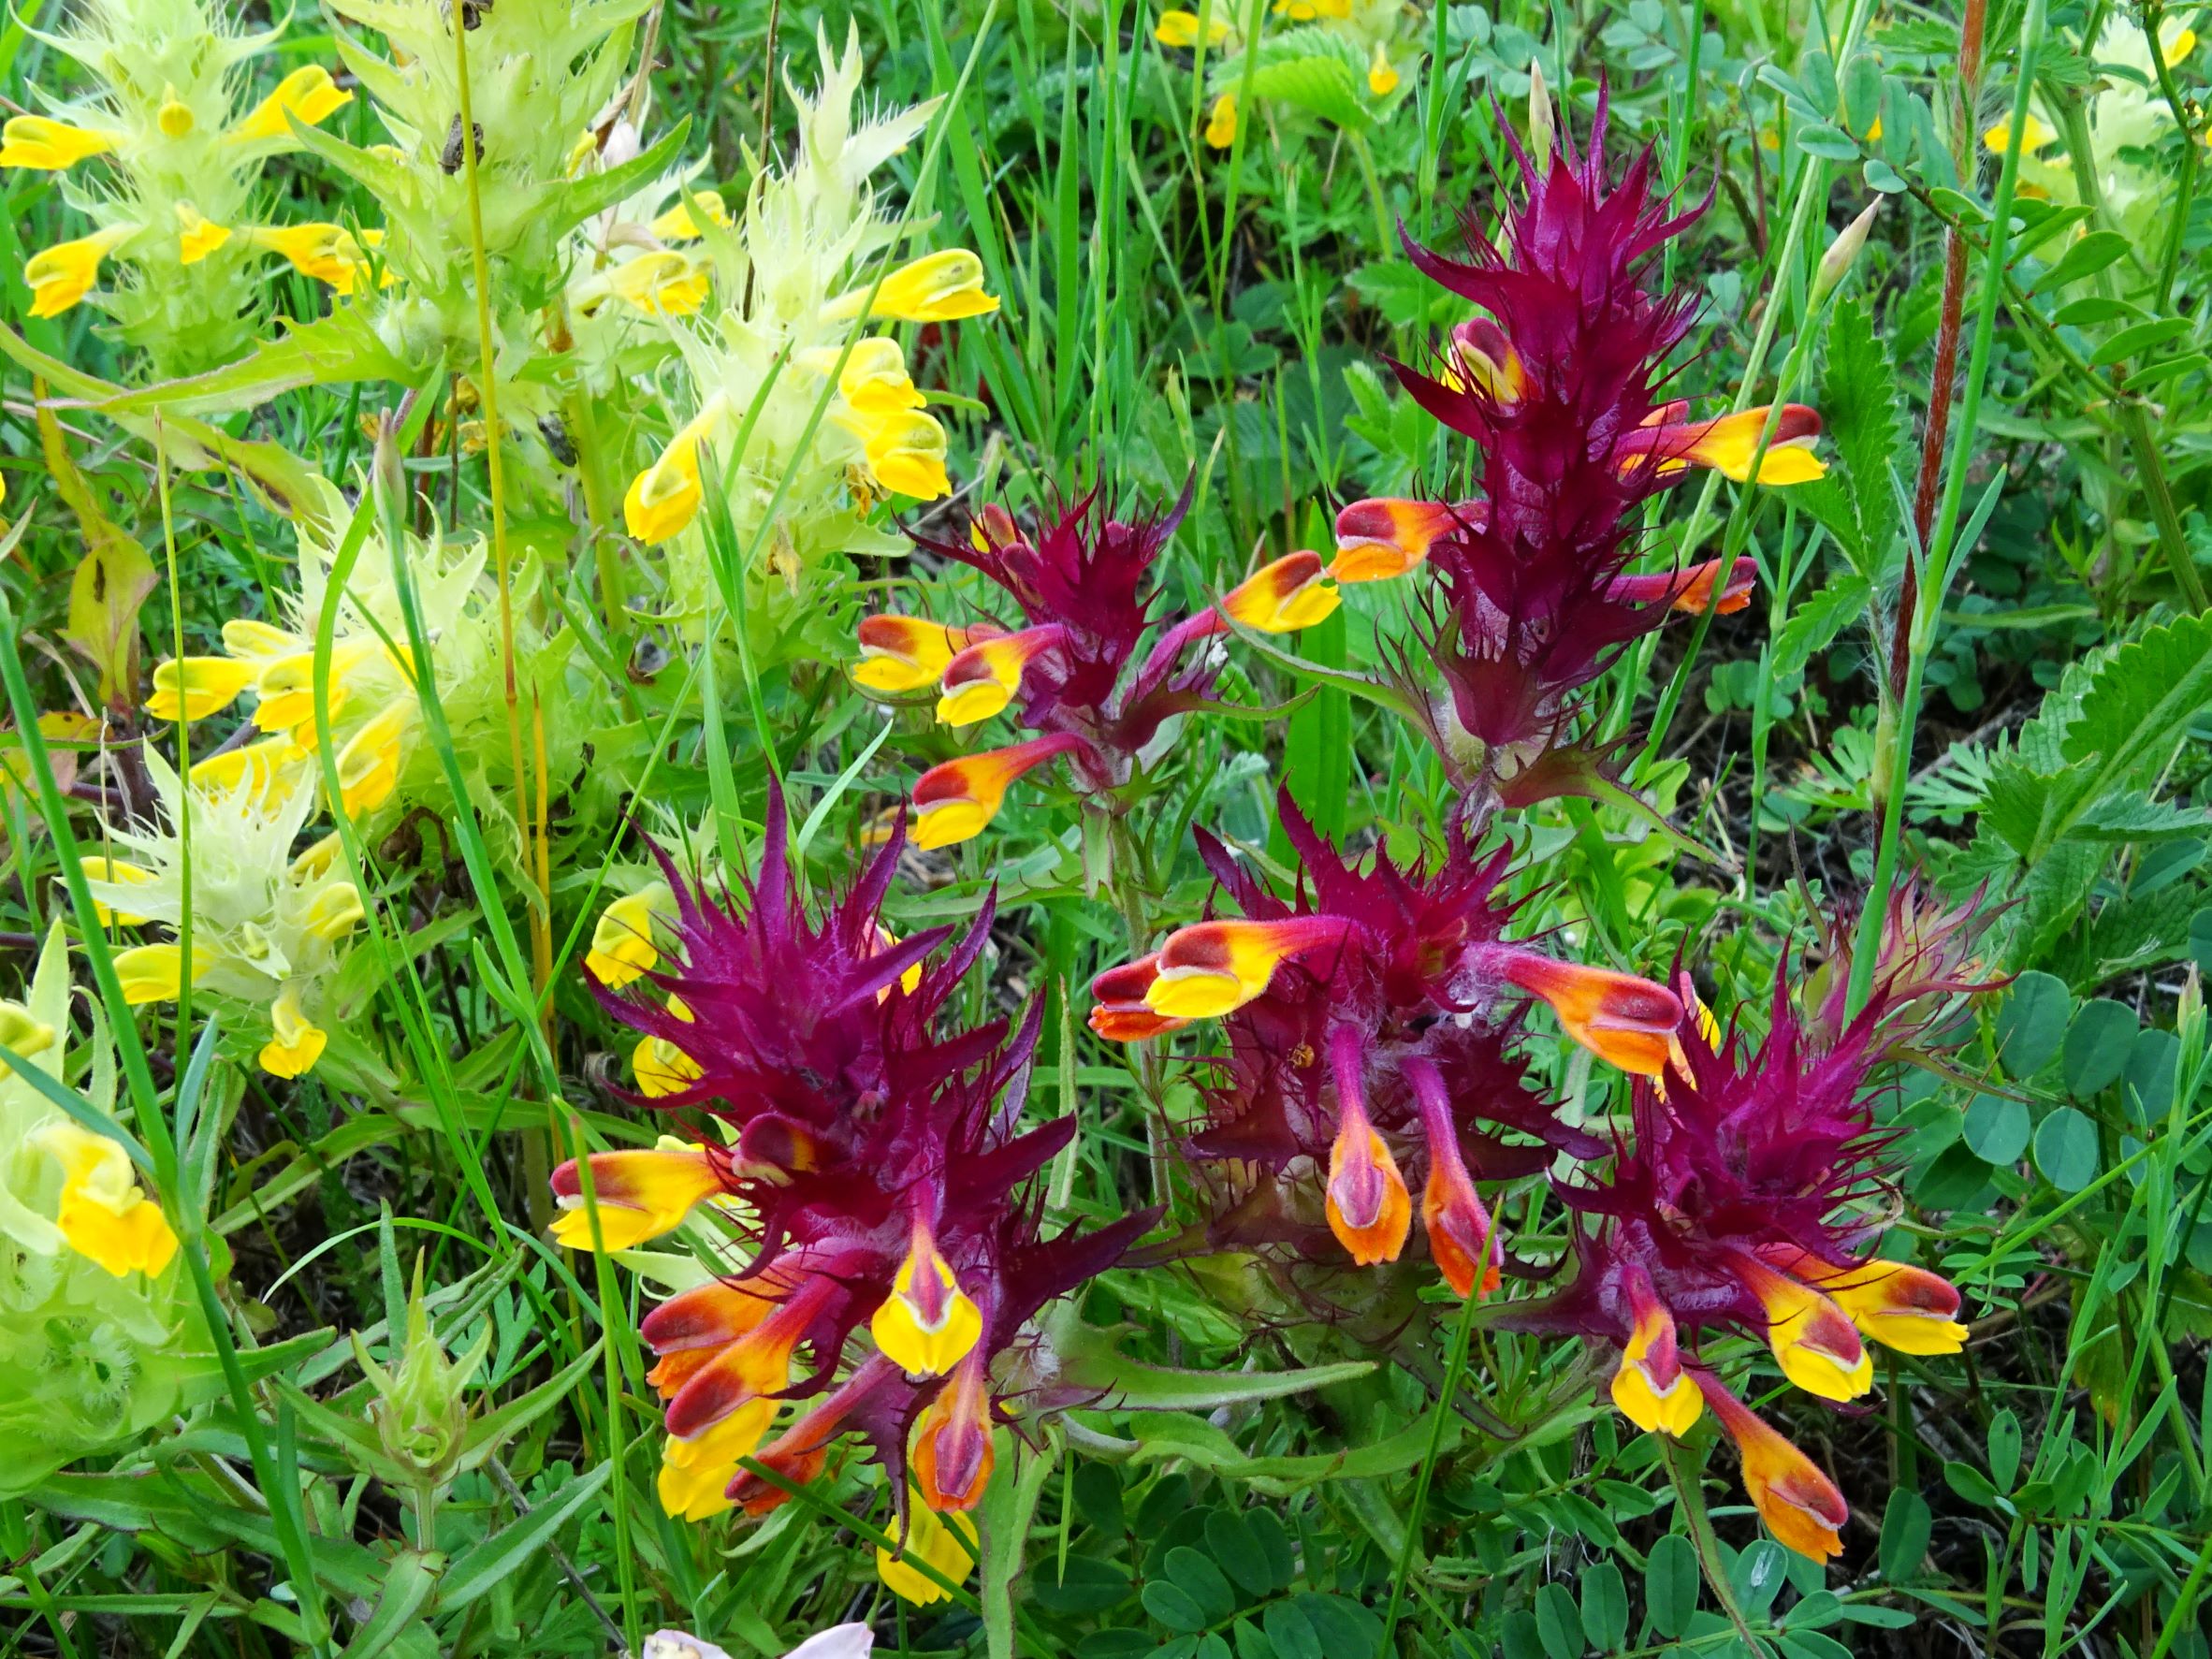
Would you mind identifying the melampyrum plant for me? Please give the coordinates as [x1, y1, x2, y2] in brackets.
[4, 0, 356, 373]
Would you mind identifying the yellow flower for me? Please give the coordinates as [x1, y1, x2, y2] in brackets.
[0, 997, 56, 1069]
[177, 204, 232, 265]
[291, 831, 344, 881]
[877, 1504, 980, 1606]
[303, 882, 366, 941]
[600, 251, 710, 316]
[229, 65, 353, 144]
[649, 191, 731, 241]
[113, 942, 213, 1005]
[31, 1120, 179, 1278]
[870, 1217, 983, 1377]
[335, 699, 409, 815]
[1154, 8, 1231, 47]
[1368, 44, 1400, 97]
[587, 883, 673, 987]
[633, 1031, 703, 1098]
[258, 983, 327, 1079]
[852, 409, 951, 501]
[25, 226, 135, 318]
[249, 223, 377, 293]
[157, 93, 196, 138]
[1983, 111, 2056, 154]
[80, 856, 156, 925]
[189, 735, 303, 804]
[2165, 24, 2198, 64]
[147, 656, 256, 722]
[826, 249, 999, 323]
[0, 114, 119, 169]
[623, 397, 729, 545]
[829, 337, 926, 415]
[1205, 92, 1239, 149]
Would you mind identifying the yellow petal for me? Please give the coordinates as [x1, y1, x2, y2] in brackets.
[230, 65, 353, 144]
[1, 115, 118, 169]
[32, 1120, 179, 1277]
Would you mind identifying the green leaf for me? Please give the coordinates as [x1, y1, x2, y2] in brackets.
[454, 1341, 604, 1472]
[1048, 1309, 1375, 1413]
[1644, 1535, 1699, 1637]
[2033, 1107, 2100, 1191]
[1165, 1548, 1238, 1623]
[2090, 316, 2190, 367]
[1579, 1561, 1629, 1652]
[1203, 1511, 1274, 1598]
[1998, 971, 2073, 1074]
[338, 1549, 440, 1659]
[1292, 1594, 1382, 1659]
[1215, 30, 1375, 131]
[99, 308, 420, 417]
[1819, 293, 1904, 570]
[437, 1463, 610, 1609]
[1771, 574, 1873, 679]
[1963, 1093, 2030, 1165]
[1943, 1461, 2002, 1507]
[1987, 1410, 2023, 1492]
[2061, 999, 2137, 1097]
[1795, 123, 1862, 160]
[2034, 229, 2130, 291]
[1261, 1602, 1322, 1659]
[1033, 1557, 1135, 1614]
[1879, 1491, 1931, 1583]
[1535, 1582, 1585, 1658]
[1142, 1581, 1211, 1634]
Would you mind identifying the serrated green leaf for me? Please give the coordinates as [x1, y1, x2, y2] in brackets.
[1819, 294, 1903, 574]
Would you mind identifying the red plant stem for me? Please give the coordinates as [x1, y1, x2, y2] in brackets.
[1895, 0, 1987, 703]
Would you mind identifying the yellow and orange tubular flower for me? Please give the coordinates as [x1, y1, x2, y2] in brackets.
[1608, 1267, 1701, 1436]
[1142, 914, 1350, 1023]
[656, 1279, 831, 1521]
[1219, 551, 1341, 633]
[1609, 556, 1758, 617]
[853, 615, 1000, 694]
[1085, 953, 1190, 1041]
[1323, 1034, 1410, 1266]
[1629, 403, 1827, 486]
[912, 1346, 997, 1510]
[934, 624, 1065, 728]
[1767, 1248, 1968, 1357]
[1406, 1057, 1500, 1298]
[1696, 1373, 1849, 1563]
[1499, 952, 1683, 1075]
[548, 1139, 724, 1250]
[1330, 497, 1464, 583]
[909, 733, 1083, 850]
[1732, 1250, 1874, 1402]
[871, 1214, 984, 1377]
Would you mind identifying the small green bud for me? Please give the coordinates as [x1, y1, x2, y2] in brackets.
[1814, 201, 1882, 304]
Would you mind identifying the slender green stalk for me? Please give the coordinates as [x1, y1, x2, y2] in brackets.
[1845, 0, 2049, 1021]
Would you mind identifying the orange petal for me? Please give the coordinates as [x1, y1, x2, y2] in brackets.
[1143, 914, 1349, 1021]
[1500, 953, 1682, 1074]
[1220, 551, 1340, 633]
[548, 1143, 722, 1250]
[1330, 498, 1462, 582]
[913, 1346, 997, 1510]
[1697, 1374, 1849, 1563]
[1086, 953, 1191, 1041]
[935, 625, 1063, 727]
[910, 735, 1082, 850]
[1733, 1252, 1874, 1402]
